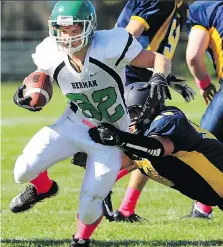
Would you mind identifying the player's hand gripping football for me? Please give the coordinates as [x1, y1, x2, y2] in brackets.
[167, 74, 196, 102]
[200, 83, 217, 105]
[138, 73, 172, 100]
[89, 123, 122, 146]
[13, 84, 42, 112]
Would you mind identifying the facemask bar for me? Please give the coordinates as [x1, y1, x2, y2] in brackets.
[128, 104, 153, 134]
[128, 105, 143, 125]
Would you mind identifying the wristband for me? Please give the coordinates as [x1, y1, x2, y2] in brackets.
[195, 75, 211, 90]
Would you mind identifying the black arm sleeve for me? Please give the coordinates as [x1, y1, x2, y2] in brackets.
[119, 132, 165, 159]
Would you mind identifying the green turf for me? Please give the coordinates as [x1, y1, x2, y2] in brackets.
[1, 82, 223, 247]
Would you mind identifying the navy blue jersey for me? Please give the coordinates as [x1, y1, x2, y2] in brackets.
[136, 107, 223, 206]
[186, 1, 223, 81]
[117, 0, 188, 84]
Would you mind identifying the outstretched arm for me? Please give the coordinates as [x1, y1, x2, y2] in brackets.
[186, 27, 210, 82]
[130, 50, 171, 78]
[130, 50, 172, 101]
[89, 123, 174, 159]
[186, 27, 216, 104]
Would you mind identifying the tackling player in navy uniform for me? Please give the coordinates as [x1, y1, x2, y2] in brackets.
[112, 0, 196, 222]
[185, 1, 223, 218]
[72, 0, 197, 223]
[89, 82, 223, 213]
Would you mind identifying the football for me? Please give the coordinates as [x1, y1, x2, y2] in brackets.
[23, 71, 53, 108]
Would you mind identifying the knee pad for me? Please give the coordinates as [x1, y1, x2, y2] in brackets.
[78, 194, 102, 225]
[14, 155, 31, 183]
[14, 155, 37, 183]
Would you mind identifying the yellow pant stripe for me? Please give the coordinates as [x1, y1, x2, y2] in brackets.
[173, 151, 223, 198]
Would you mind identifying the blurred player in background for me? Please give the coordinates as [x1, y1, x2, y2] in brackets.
[10, 1, 172, 246]
[88, 82, 223, 214]
[111, 0, 195, 222]
[185, 0, 223, 219]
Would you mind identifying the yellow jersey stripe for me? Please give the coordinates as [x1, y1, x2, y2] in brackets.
[177, 0, 183, 8]
[131, 16, 150, 31]
[186, 9, 189, 18]
[172, 151, 223, 198]
[147, 1, 177, 52]
[209, 27, 223, 79]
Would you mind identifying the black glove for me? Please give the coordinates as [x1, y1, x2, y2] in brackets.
[13, 84, 42, 112]
[89, 123, 122, 146]
[200, 83, 217, 105]
[167, 74, 196, 102]
[71, 152, 87, 168]
[138, 73, 172, 100]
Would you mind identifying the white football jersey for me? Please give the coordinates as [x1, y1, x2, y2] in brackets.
[32, 27, 143, 130]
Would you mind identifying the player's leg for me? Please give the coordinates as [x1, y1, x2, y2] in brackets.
[189, 86, 223, 218]
[10, 113, 84, 213]
[102, 154, 137, 221]
[114, 169, 149, 222]
[72, 144, 123, 245]
[72, 152, 138, 222]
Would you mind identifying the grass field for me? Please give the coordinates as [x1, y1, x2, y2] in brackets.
[1, 82, 223, 247]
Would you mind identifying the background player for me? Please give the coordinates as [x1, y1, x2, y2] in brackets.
[10, 1, 172, 246]
[88, 82, 223, 213]
[185, 0, 223, 218]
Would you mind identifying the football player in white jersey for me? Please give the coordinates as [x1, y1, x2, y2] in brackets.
[11, 1, 171, 246]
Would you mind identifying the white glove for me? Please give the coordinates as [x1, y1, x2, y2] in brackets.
[167, 75, 196, 102]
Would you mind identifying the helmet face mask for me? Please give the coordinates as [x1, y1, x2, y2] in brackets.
[128, 105, 143, 124]
[48, 1, 97, 54]
[128, 104, 154, 134]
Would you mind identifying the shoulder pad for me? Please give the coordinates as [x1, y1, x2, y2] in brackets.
[91, 28, 142, 68]
[32, 37, 64, 73]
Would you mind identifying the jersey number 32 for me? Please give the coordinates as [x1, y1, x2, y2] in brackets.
[67, 87, 125, 123]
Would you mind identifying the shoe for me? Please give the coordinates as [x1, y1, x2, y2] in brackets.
[70, 237, 90, 247]
[183, 203, 213, 219]
[113, 210, 148, 223]
[10, 180, 59, 213]
[102, 191, 114, 222]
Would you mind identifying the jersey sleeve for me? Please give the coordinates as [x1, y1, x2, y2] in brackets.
[31, 37, 63, 76]
[131, 0, 176, 31]
[95, 28, 143, 68]
[146, 108, 202, 152]
[116, 29, 143, 67]
[185, 2, 212, 33]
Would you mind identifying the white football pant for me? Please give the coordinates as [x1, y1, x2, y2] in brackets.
[14, 107, 123, 224]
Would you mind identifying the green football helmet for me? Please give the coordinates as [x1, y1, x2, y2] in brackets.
[48, 0, 97, 54]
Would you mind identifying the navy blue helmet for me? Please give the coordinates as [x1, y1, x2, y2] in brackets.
[124, 82, 165, 127]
